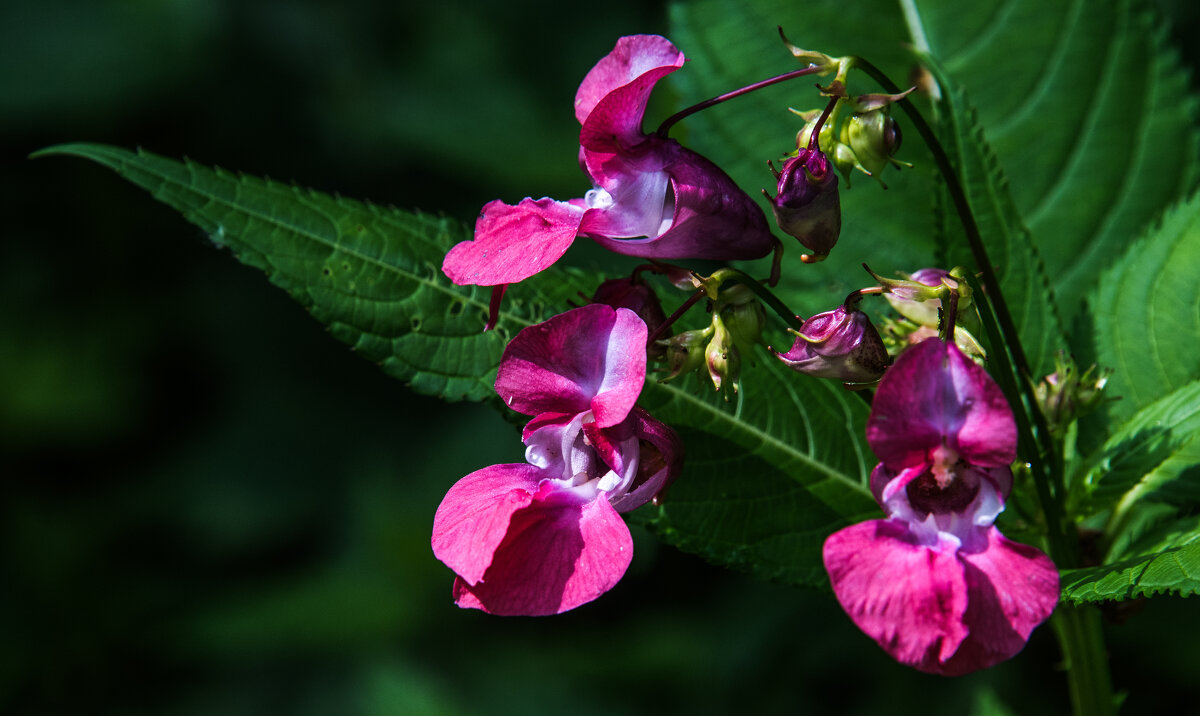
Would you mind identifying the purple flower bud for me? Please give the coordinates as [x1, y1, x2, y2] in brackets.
[764, 148, 841, 260]
[775, 306, 889, 383]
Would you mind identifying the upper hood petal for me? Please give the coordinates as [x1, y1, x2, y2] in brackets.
[583, 139, 775, 261]
[867, 337, 1016, 469]
[575, 35, 684, 148]
[495, 304, 647, 427]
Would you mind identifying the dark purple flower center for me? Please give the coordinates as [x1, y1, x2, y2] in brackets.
[905, 467, 979, 516]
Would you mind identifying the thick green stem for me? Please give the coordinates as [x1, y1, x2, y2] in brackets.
[1052, 605, 1118, 716]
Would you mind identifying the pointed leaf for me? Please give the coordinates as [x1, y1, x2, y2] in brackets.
[42, 142, 879, 589]
[637, 360, 880, 588]
[1081, 380, 1200, 513]
[33, 143, 591, 403]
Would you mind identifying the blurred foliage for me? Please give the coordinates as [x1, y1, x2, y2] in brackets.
[5, 0, 1200, 713]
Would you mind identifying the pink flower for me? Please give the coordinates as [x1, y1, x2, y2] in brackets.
[431, 305, 682, 615]
[442, 35, 775, 289]
[823, 338, 1058, 675]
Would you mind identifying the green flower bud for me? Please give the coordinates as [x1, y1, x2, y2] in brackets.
[660, 326, 712, 383]
[705, 314, 741, 401]
[717, 285, 767, 353]
[1035, 353, 1111, 435]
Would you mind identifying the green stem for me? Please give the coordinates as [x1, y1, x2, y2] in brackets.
[1052, 605, 1118, 716]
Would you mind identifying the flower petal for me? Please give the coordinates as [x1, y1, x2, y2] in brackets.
[824, 519, 970, 672]
[442, 198, 584, 287]
[452, 493, 634, 616]
[575, 35, 684, 147]
[495, 305, 647, 427]
[867, 338, 1016, 469]
[431, 463, 545, 586]
[607, 406, 684, 512]
[939, 528, 1059, 675]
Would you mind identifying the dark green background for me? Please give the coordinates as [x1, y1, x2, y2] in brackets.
[5, 1, 1199, 713]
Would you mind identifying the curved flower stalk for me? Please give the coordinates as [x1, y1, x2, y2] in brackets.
[432, 304, 682, 616]
[442, 35, 775, 290]
[823, 338, 1058, 675]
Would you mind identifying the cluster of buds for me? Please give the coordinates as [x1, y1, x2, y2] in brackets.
[869, 265, 986, 361]
[793, 90, 912, 189]
[662, 283, 766, 400]
[1035, 352, 1111, 436]
[764, 32, 912, 263]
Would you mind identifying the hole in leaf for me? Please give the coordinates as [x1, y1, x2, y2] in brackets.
[322, 267, 332, 276]
[448, 301, 464, 316]
[411, 317, 422, 331]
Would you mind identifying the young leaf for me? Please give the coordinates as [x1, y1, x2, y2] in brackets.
[1094, 193, 1200, 421]
[32, 143, 591, 404]
[1062, 382, 1200, 604]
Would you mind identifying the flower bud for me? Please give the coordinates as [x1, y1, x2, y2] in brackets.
[1035, 353, 1110, 435]
[660, 326, 711, 383]
[705, 314, 741, 400]
[764, 148, 841, 260]
[845, 109, 902, 178]
[716, 284, 766, 353]
[869, 266, 975, 329]
[775, 306, 889, 383]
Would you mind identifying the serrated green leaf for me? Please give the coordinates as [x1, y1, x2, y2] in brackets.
[909, 0, 1199, 333]
[42, 142, 879, 589]
[638, 358, 879, 588]
[1094, 193, 1200, 421]
[1061, 515, 1200, 604]
[1081, 380, 1200, 514]
[33, 142, 590, 403]
[919, 65, 1065, 376]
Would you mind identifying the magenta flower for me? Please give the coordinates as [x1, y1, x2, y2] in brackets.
[823, 338, 1058, 675]
[431, 304, 682, 615]
[442, 35, 775, 289]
